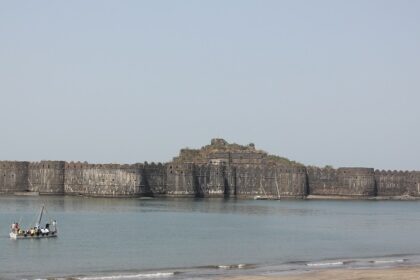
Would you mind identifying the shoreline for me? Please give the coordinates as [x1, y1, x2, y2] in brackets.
[222, 264, 420, 280]
[41, 255, 420, 280]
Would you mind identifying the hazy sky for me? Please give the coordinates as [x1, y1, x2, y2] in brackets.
[1, 1, 419, 170]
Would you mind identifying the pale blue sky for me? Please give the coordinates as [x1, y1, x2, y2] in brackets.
[1, 1, 419, 170]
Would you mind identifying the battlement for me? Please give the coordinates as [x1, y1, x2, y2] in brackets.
[29, 161, 66, 169]
[0, 139, 419, 199]
[0, 161, 30, 169]
[338, 167, 375, 174]
[64, 162, 143, 170]
[375, 170, 418, 176]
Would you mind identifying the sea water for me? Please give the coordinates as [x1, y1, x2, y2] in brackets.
[1, 196, 420, 279]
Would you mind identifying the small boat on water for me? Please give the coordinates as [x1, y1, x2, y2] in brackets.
[253, 195, 270, 200]
[9, 205, 58, 239]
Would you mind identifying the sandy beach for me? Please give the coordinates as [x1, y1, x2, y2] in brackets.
[224, 265, 420, 280]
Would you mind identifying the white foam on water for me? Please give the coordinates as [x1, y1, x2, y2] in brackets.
[217, 264, 248, 269]
[78, 272, 174, 280]
[306, 261, 344, 267]
[373, 259, 405, 264]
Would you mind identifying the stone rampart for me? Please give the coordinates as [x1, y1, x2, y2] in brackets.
[64, 162, 143, 197]
[307, 167, 375, 197]
[142, 163, 167, 196]
[28, 161, 65, 194]
[166, 163, 196, 196]
[0, 139, 419, 199]
[236, 165, 307, 198]
[194, 164, 237, 197]
[0, 161, 29, 193]
[375, 170, 420, 197]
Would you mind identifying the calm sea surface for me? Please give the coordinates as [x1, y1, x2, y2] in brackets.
[1, 196, 420, 279]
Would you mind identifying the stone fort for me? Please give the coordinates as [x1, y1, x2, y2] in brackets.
[1, 138, 419, 199]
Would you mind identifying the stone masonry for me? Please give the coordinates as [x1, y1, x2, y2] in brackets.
[0, 139, 419, 199]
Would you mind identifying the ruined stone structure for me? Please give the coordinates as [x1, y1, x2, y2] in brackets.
[0, 139, 419, 199]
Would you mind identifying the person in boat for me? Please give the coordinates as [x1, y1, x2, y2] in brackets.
[10, 223, 16, 234]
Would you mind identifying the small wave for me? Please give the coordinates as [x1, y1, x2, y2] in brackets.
[306, 261, 344, 267]
[217, 264, 252, 270]
[78, 272, 175, 280]
[372, 259, 407, 264]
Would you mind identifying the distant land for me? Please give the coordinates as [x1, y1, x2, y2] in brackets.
[1, 138, 419, 199]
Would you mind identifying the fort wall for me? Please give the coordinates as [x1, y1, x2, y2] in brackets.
[166, 163, 194, 196]
[235, 165, 307, 198]
[307, 167, 376, 197]
[142, 163, 167, 196]
[0, 161, 29, 193]
[28, 161, 65, 194]
[64, 163, 142, 197]
[0, 139, 418, 199]
[375, 170, 420, 197]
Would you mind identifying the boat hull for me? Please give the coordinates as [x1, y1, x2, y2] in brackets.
[9, 232, 58, 239]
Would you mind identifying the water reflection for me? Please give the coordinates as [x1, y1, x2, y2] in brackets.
[1, 195, 331, 216]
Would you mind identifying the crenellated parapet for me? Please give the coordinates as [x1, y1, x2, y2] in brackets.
[64, 162, 143, 169]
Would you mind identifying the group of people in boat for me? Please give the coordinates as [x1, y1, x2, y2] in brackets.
[10, 220, 57, 237]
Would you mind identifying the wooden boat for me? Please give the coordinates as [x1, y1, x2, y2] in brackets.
[9, 205, 58, 239]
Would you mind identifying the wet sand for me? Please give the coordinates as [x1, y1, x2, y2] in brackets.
[223, 265, 420, 280]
